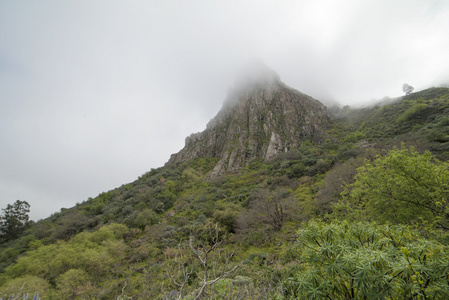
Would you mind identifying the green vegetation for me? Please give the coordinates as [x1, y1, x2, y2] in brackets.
[284, 221, 449, 299]
[334, 88, 449, 157]
[0, 200, 31, 243]
[396, 102, 428, 124]
[335, 145, 449, 230]
[1, 87, 449, 299]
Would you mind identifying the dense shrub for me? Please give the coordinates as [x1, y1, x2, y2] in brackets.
[284, 221, 449, 299]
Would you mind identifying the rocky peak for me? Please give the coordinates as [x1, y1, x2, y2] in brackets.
[168, 68, 330, 178]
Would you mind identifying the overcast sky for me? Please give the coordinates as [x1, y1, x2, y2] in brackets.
[1, 0, 449, 220]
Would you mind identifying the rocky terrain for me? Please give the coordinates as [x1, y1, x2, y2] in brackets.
[168, 68, 330, 177]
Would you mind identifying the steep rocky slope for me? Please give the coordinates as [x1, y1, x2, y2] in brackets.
[168, 69, 330, 177]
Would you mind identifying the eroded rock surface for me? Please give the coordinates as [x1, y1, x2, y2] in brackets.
[168, 69, 330, 178]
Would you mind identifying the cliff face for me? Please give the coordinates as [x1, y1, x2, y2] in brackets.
[168, 70, 330, 178]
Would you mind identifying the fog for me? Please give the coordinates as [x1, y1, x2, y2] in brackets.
[1, 0, 448, 220]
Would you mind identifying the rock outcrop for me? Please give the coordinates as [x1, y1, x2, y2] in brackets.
[168, 67, 330, 178]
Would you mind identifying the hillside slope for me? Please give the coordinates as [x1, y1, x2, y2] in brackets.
[1, 85, 449, 299]
[333, 87, 449, 159]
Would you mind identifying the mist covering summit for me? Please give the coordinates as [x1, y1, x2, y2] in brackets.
[168, 66, 330, 178]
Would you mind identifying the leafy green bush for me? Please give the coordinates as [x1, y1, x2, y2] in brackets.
[0, 275, 50, 299]
[0, 223, 130, 298]
[284, 221, 449, 299]
[335, 145, 449, 230]
[342, 131, 366, 143]
[397, 103, 428, 124]
[132, 209, 159, 229]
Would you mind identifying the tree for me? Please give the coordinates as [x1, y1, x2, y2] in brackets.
[56, 269, 92, 298]
[317, 156, 367, 214]
[284, 221, 449, 299]
[166, 222, 242, 300]
[132, 208, 159, 230]
[0, 200, 30, 242]
[402, 83, 414, 95]
[238, 188, 296, 234]
[336, 145, 449, 230]
[188, 223, 242, 300]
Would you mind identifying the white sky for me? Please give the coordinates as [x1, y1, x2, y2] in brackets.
[1, 0, 449, 220]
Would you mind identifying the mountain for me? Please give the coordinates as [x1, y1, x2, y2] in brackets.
[168, 66, 330, 178]
[1, 73, 449, 299]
